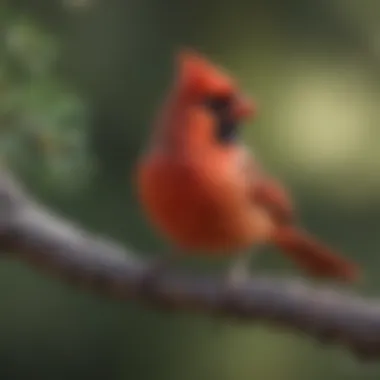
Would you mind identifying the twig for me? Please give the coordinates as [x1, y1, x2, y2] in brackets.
[0, 169, 379, 360]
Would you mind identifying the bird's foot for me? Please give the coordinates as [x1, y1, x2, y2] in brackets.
[138, 256, 170, 303]
[215, 258, 252, 319]
[226, 260, 251, 288]
[223, 262, 251, 298]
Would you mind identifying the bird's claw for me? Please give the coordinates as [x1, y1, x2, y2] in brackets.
[215, 263, 252, 317]
[138, 257, 168, 302]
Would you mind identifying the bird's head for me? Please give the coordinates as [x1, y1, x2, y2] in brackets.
[174, 49, 256, 144]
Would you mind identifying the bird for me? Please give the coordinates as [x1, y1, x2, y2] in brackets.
[135, 48, 360, 289]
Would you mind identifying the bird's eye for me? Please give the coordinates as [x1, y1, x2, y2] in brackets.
[203, 94, 233, 113]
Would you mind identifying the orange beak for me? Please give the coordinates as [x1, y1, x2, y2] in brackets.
[232, 95, 256, 120]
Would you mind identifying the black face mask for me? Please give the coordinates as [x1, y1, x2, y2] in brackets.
[203, 95, 239, 144]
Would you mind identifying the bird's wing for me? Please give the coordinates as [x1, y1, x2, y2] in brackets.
[253, 177, 294, 224]
[244, 156, 294, 225]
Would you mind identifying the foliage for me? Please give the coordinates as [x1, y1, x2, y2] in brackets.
[0, 10, 93, 194]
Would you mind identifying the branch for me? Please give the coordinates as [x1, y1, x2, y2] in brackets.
[0, 170, 380, 360]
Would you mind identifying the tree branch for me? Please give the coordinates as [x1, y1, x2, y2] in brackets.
[0, 170, 379, 360]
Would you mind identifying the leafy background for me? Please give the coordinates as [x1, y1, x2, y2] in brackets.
[0, 0, 380, 379]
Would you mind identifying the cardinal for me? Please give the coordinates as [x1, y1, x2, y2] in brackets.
[136, 49, 359, 287]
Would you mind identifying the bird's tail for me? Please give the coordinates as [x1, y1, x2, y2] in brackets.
[273, 226, 360, 282]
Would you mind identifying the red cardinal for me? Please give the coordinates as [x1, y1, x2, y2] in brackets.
[136, 49, 359, 286]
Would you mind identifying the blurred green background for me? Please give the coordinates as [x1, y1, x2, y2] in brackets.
[0, 0, 380, 379]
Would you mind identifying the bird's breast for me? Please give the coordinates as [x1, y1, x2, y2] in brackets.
[136, 150, 273, 254]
